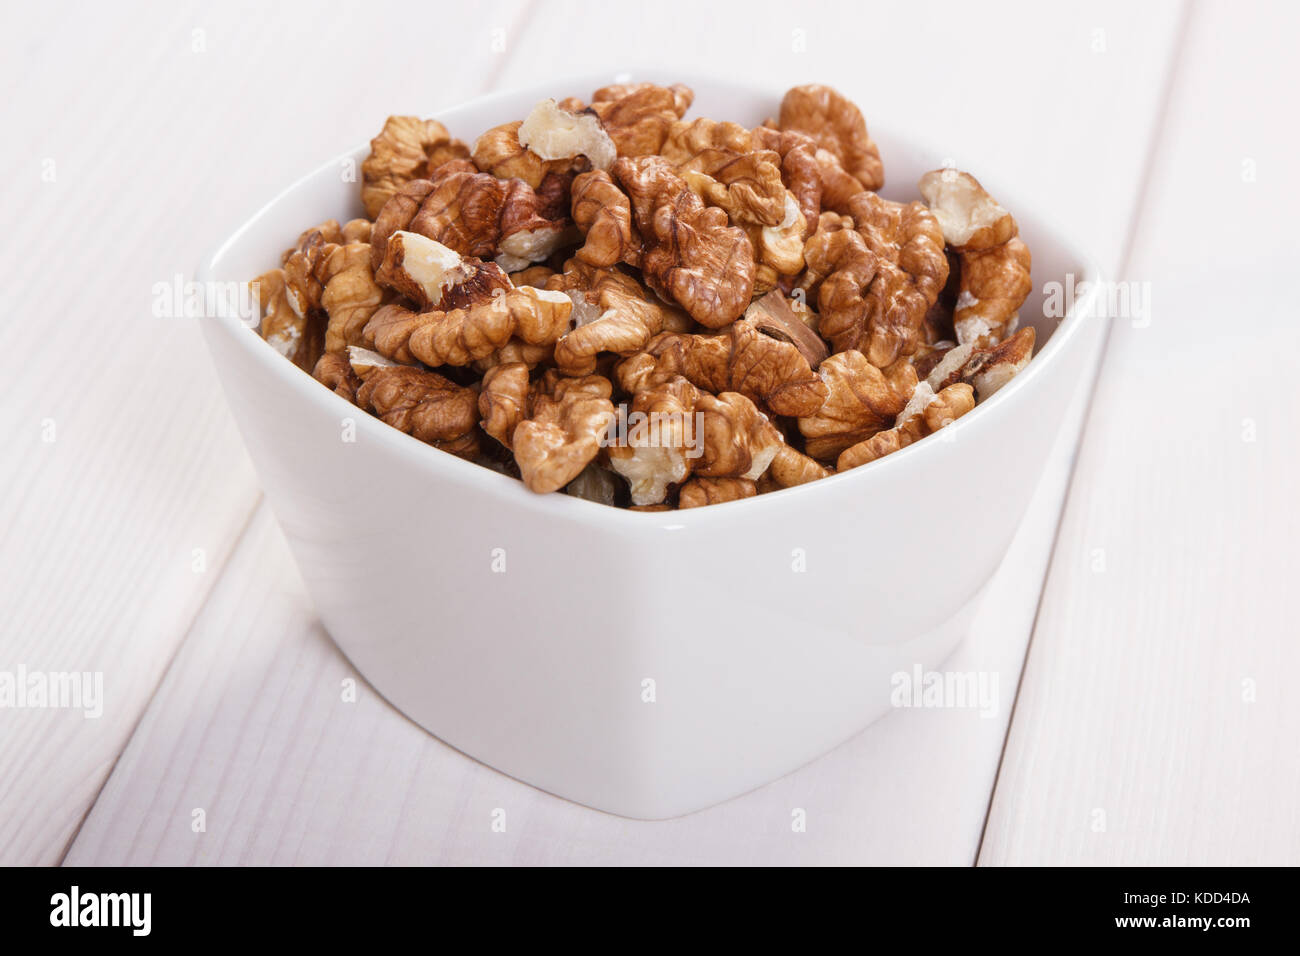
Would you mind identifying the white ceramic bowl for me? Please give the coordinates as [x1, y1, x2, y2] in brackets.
[199, 73, 1101, 819]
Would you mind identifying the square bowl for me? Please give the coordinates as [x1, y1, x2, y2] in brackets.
[199, 72, 1102, 819]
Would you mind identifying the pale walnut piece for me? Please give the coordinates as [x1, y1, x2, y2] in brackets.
[798, 350, 918, 461]
[771, 84, 884, 192]
[547, 262, 684, 376]
[369, 167, 571, 274]
[662, 118, 789, 227]
[375, 231, 510, 311]
[518, 99, 617, 172]
[927, 326, 1035, 400]
[917, 169, 1018, 252]
[615, 156, 756, 328]
[258, 268, 324, 372]
[365, 286, 572, 367]
[678, 477, 757, 509]
[320, 243, 384, 354]
[694, 391, 783, 480]
[361, 116, 470, 219]
[954, 238, 1032, 347]
[837, 382, 974, 470]
[584, 83, 694, 157]
[353, 363, 481, 450]
[478, 361, 531, 448]
[513, 371, 617, 493]
[311, 351, 361, 404]
[606, 376, 700, 505]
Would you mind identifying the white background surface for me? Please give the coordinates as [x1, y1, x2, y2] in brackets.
[2, 0, 1296, 865]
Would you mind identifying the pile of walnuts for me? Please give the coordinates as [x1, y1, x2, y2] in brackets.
[255, 82, 1036, 510]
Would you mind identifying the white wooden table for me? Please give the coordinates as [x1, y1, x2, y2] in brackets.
[3, 0, 1296, 866]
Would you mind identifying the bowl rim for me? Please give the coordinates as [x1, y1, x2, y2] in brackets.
[199, 71, 1103, 530]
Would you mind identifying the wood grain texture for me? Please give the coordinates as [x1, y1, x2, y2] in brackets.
[0, 0, 530, 865]
[979, 0, 1300, 865]
[58, 0, 1188, 865]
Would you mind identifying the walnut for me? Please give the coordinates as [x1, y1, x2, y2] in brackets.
[585, 82, 694, 157]
[341, 218, 373, 244]
[317, 243, 384, 354]
[361, 116, 470, 219]
[766, 444, 832, 488]
[311, 351, 360, 403]
[513, 371, 616, 493]
[749, 126, 822, 232]
[917, 169, 1017, 252]
[570, 169, 642, 268]
[694, 391, 783, 480]
[662, 118, 789, 227]
[509, 264, 557, 287]
[565, 462, 620, 507]
[606, 376, 700, 505]
[478, 361, 531, 448]
[472, 338, 553, 372]
[282, 225, 338, 318]
[953, 238, 1032, 347]
[678, 477, 756, 508]
[838, 382, 974, 470]
[926, 326, 1035, 400]
[375, 231, 510, 311]
[370, 167, 572, 275]
[615, 156, 755, 328]
[473, 120, 572, 189]
[257, 268, 324, 371]
[625, 315, 828, 417]
[351, 359, 481, 449]
[743, 289, 829, 368]
[365, 285, 572, 366]
[770, 84, 884, 192]
[745, 193, 806, 293]
[518, 98, 616, 172]
[547, 262, 683, 375]
[797, 350, 917, 460]
[800, 193, 948, 365]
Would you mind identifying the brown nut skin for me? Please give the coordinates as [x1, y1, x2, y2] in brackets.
[478, 361, 531, 448]
[614, 156, 756, 328]
[570, 169, 642, 269]
[311, 351, 361, 404]
[771, 84, 884, 192]
[374, 231, 511, 312]
[354, 364, 481, 447]
[361, 116, 470, 219]
[693, 391, 783, 480]
[282, 224, 339, 319]
[365, 286, 572, 367]
[661, 118, 789, 227]
[798, 351, 918, 461]
[258, 268, 325, 372]
[472, 120, 573, 189]
[586, 83, 694, 157]
[513, 372, 617, 494]
[547, 263, 682, 376]
[624, 317, 828, 418]
[954, 238, 1032, 348]
[369, 167, 569, 272]
[678, 476, 757, 509]
[320, 243, 384, 354]
[766, 443, 832, 488]
[749, 126, 823, 235]
[837, 382, 974, 470]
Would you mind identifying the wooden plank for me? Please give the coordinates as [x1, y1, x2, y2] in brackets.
[979, 0, 1300, 865]
[0, 0, 530, 865]
[65, 1, 1186, 864]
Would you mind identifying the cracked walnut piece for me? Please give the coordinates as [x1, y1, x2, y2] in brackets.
[926, 326, 1035, 400]
[606, 376, 700, 505]
[513, 371, 617, 493]
[337, 347, 482, 454]
[580, 83, 694, 157]
[770, 84, 884, 192]
[365, 285, 572, 367]
[838, 381, 974, 471]
[361, 116, 470, 219]
[615, 155, 756, 328]
[320, 243, 384, 354]
[375, 231, 510, 311]
[798, 350, 918, 461]
[678, 477, 757, 509]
